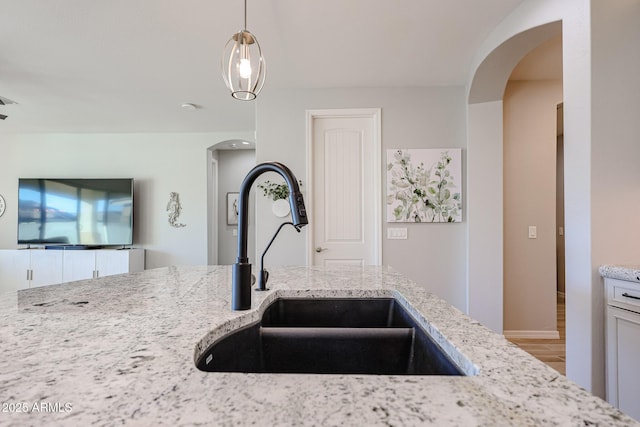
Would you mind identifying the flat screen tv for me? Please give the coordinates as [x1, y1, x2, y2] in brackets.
[17, 178, 134, 247]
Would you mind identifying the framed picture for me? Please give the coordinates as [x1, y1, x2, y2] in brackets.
[386, 148, 462, 223]
[227, 192, 239, 225]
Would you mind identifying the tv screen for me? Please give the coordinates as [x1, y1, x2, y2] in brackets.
[18, 178, 134, 247]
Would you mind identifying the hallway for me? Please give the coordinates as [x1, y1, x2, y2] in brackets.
[508, 294, 566, 375]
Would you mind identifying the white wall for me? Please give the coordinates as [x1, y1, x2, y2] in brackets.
[466, 100, 504, 332]
[590, 0, 640, 400]
[503, 79, 562, 335]
[256, 87, 468, 310]
[216, 149, 256, 265]
[0, 132, 252, 269]
[591, 0, 640, 269]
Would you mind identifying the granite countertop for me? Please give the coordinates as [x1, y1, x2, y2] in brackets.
[599, 264, 640, 283]
[0, 265, 635, 426]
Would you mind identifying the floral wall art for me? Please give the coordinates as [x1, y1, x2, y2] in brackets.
[386, 148, 462, 223]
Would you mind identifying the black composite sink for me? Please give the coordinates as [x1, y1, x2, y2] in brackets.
[196, 298, 463, 376]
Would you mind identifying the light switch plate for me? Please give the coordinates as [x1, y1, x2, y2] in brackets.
[528, 225, 537, 239]
[387, 228, 408, 240]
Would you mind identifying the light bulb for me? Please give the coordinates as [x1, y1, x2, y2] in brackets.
[239, 58, 252, 79]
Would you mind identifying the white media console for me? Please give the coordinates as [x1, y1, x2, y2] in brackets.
[0, 248, 145, 294]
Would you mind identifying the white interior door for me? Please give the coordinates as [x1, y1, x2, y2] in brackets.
[307, 109, 381, 266]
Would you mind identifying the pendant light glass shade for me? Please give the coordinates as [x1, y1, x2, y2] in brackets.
[221, 29, 266, 100]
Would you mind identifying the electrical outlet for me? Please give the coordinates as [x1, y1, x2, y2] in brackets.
[387, 228, 408, 240]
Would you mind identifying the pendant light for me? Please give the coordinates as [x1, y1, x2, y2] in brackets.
[221, 0, 266, 100]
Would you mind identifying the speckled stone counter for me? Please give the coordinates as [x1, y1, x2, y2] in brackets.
[0, 265, 635, 426]
[599, 264, 640, 283]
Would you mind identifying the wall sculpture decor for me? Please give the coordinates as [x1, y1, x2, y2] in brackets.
[386, 148, 462, 223]
[167, 192, 186, 228]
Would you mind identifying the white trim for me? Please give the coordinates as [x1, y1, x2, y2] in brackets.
[504, 330, 560, 340]
[305, 108, 382, 266]
[206, 151, 219, 265]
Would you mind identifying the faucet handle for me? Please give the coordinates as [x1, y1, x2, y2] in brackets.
[291, 192, 308, 227]
[257, 269, 269, 291]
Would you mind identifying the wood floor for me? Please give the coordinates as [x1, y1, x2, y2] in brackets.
[507, 294, 566, 375]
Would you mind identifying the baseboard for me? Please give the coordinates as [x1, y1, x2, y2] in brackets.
[504, 330, 560, 339]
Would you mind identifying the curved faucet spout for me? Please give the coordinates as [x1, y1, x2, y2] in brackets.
[232, 162, 308, 310]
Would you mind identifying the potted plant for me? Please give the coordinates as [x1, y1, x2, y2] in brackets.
[257, 179, 302, 217]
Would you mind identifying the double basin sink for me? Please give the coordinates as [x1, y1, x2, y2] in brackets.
[196, 297, 464, 376]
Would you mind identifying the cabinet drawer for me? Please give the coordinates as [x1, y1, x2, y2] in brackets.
[607, 278, 640, 313]
[606, 305, 640, 418]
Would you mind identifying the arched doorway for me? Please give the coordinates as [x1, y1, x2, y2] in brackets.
[502, 35, 563, 336]
[466, 4, 598, 396]
[207, 140, 256, 265]
[467, 20, 562, 333]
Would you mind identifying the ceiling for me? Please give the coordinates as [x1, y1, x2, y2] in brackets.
[0, 0, 528, 134]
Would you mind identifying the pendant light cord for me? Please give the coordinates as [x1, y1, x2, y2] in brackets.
[244, 0, 247, 30]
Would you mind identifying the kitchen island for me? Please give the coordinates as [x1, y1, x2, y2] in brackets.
[0, 265, 634, 426]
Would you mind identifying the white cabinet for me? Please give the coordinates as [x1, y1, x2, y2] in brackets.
[62, 249, 144, 282]
[605, 277, 640, 421]
[62, 250, 97, 282]
[29, 250, 64, 287]
[95, 249, 144, 277]
[0, 250, 30, 293]
[0, 249, 144, 293]
[0, 249, 63, 293]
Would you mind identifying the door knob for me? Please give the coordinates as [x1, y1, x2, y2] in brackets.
[315, 246, 327, 253]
